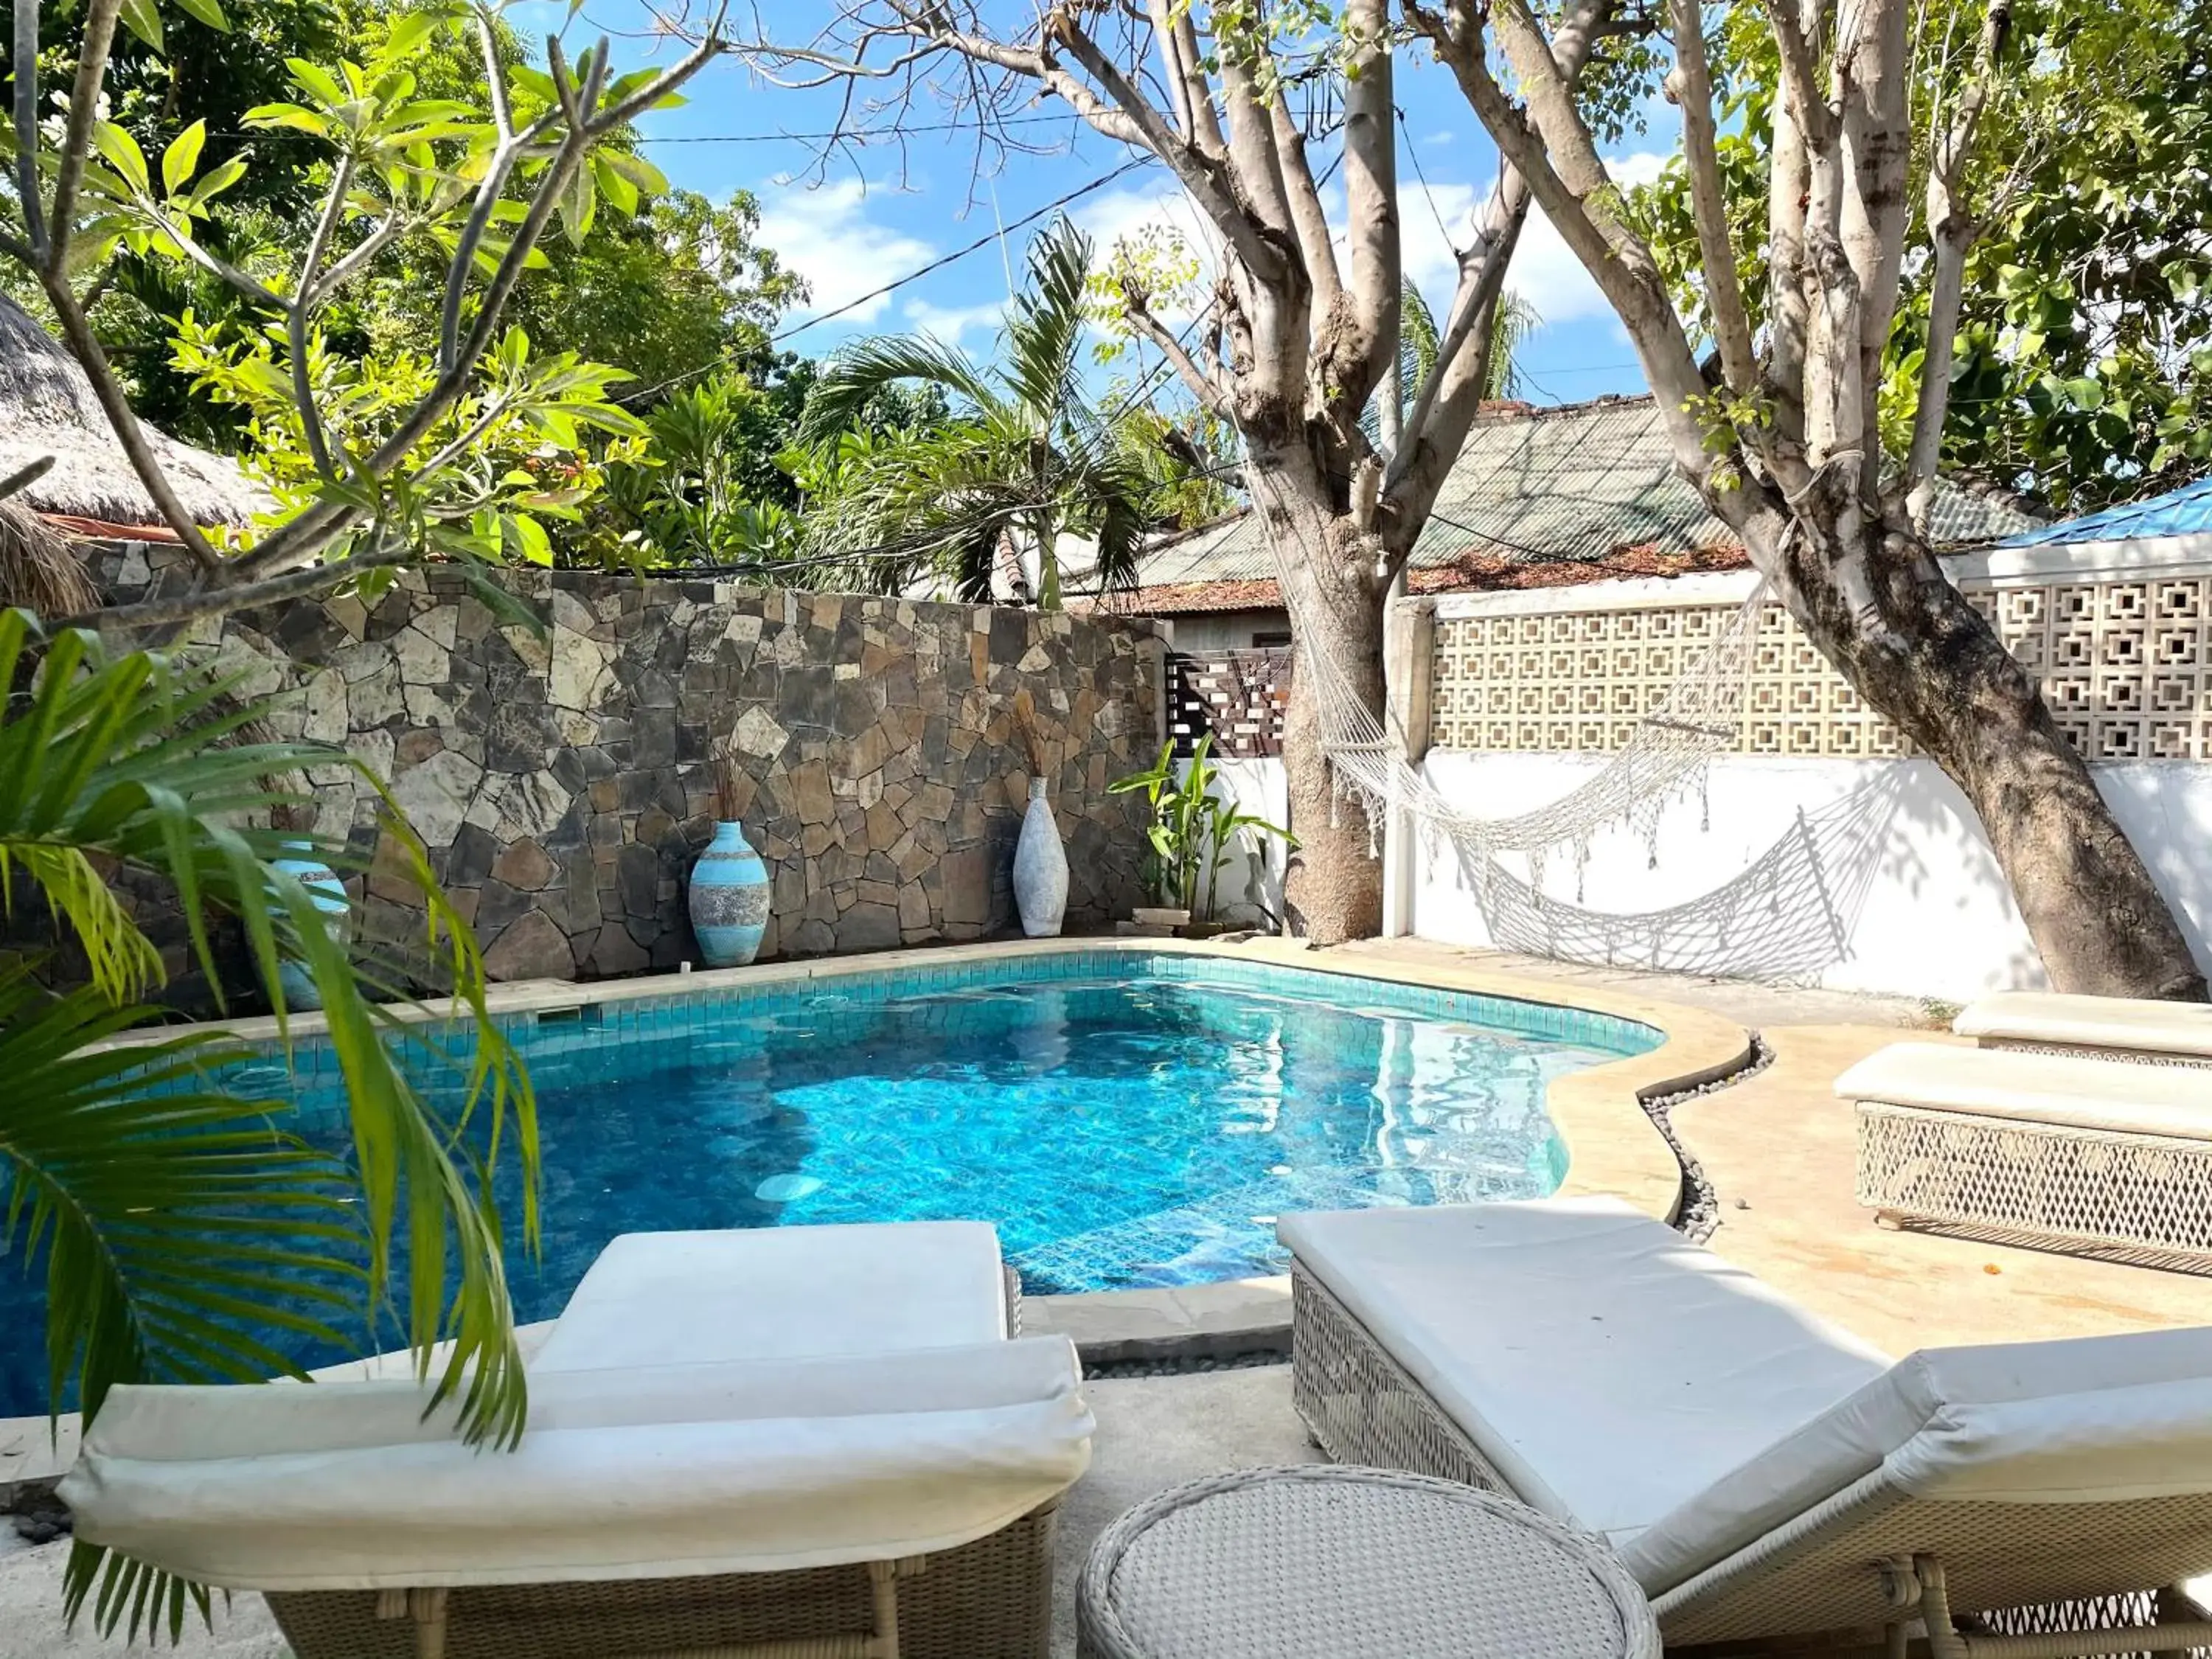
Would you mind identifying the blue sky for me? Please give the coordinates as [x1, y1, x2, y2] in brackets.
[517, 4, 1673, 406]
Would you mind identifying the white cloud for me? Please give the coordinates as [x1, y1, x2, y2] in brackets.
[754, 179, 936, 328]
[1392, 150, 1672, 335]
[900, 296, 1008, 343]
[1506, 150, 1670, 330]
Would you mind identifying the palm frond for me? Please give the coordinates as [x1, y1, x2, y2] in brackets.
[0, 844, 163, 1004]
[1486, 293, 1541, 402]
[801, 335, 1001, 444]
[1402, 282, 1442, 404]
[1001, 217, 1093, 429]
[0, 610, 537, 1454]
[0, 967, 361, 1427]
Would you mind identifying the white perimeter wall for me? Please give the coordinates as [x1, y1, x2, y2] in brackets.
[1177, 755, 1290, 928]
[1410, 752, 2212, 1001]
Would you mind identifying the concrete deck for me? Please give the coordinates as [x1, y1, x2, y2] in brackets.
[1673, 1023, 2212, 1352]
[10, 942, 2207, 1655]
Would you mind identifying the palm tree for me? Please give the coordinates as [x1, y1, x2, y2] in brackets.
[0, 609, 535, 1636]
[799, 218, 1151, 611]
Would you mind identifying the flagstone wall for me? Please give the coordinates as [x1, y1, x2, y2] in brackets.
[88, 550, 1165, 983]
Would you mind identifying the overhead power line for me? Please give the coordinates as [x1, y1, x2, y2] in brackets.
[635, 113, 1079, 145]
[620, 156, 1155, 403]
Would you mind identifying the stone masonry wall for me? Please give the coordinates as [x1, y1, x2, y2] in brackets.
[88, 550, 1164, 981]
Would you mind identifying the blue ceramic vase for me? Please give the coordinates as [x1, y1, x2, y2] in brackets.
[689, 820, 771, 967]
[271, 841, 349, 1011]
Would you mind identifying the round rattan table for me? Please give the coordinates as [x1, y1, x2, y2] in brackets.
[1076, 1465, 1661, 1659]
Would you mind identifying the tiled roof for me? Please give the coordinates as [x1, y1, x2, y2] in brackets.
[1096, 540, 1761, 616]
[1997, 474, 2212, 548]
[1129, 394, 2042, 608]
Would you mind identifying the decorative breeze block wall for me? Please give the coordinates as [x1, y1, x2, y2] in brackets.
[1430, 577, 2211, 761]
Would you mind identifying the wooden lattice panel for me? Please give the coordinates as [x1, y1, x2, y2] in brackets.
[1169, 649, 1293, 759]
[1430, 577, 2212, 758]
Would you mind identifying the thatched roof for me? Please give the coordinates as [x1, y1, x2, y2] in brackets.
[0, 293, 268, 530]
[0, 496, 100, 614]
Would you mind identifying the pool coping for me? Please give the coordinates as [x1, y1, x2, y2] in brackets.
[6, 936, 1748, 1497]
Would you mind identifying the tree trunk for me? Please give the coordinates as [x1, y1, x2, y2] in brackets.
[1782, 516, 2206, 998]
[1272, 499, 1388, 945]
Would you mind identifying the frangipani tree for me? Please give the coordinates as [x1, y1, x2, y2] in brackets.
[2, 0, 729, 630]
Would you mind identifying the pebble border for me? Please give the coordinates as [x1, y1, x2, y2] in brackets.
[1644, 1030, 1775, 1242]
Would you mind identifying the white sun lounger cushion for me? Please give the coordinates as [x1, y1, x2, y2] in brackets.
[1621, 1326, 2212, 1594]
[1955, 991, 2212, 1060]
[59, 1335, 1093, 1592]
[1277, 1197, 1894, 1548]
[1834, 1041, 2212, 1143]
[530, 1221, 1010, 1371]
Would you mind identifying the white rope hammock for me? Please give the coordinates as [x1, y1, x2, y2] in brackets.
[1239, 467, 1863, 981]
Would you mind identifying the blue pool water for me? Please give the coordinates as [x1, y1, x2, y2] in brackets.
[0, 953, 1654, 1414]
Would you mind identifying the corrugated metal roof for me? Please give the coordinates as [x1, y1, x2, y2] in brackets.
[1139, 394, 2042, 588]
[1997, 475, 2212, 548]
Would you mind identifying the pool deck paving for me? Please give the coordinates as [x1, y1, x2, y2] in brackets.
[7, 936, 2209, 1655]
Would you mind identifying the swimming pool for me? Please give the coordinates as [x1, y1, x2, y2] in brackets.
[0, 951, 1655, 1415]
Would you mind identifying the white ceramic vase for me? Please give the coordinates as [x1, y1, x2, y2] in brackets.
[1012, 777, 1068, 937]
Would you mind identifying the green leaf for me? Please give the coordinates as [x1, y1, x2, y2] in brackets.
[92, 123, 152, 195]
[2062, 376, 2105, 410]
[380, 10, 439, 58]
[558, 164, 597, 248]
[504, 512, 554, 566]
[116, 0, 164, 51]
[173, 0, 229, 30]
[242, 102, 331, 138]
[161, 121, 207, 197]
[599, 147, 669, 198]
[286, 59, 347, 109]
[187, 154, 249, 208]
[591, 152, 639, 217]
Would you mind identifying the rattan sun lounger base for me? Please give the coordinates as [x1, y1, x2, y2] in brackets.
[265, 1500, 1060, 1659]
[1857, 1101, 2212, 1276]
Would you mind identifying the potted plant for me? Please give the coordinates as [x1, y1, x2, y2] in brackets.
[1110, 735, 1295, 936]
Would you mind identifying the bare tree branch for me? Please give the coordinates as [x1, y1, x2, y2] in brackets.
[1120, 285, 1233, 421]
[37, 273, 224, 571]
[1905, 0, 2013, 529]
[292, 154, 357, 484]
[0, 456, 56, 503]
[1667, 0, 1759, 394]
[1332, 0, 1402, 418]
[1149, 0, 1225, 158]
[58, 543, 417, 631]
[13, 0, 46, 260]
[48, 0, 126, 262]
[1413, 0, 1711, 462]
[1271, 97, 1342, 324]
[1045, 17, 1283, 278]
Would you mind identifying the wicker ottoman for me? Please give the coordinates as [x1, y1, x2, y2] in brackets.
[1076, 1465, 1660, 1658]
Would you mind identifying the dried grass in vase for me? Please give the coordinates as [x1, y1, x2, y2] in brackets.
[1009, 693, 1053, 782]
[710, 738, 750, 823]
